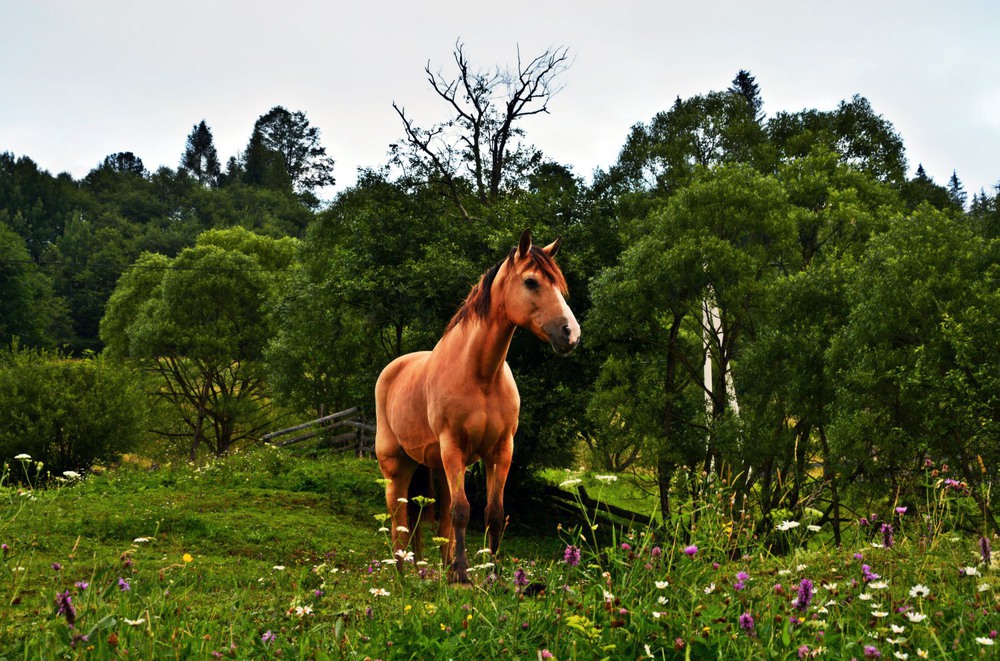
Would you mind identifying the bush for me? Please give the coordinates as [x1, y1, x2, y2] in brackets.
[0, 344, 145, 478]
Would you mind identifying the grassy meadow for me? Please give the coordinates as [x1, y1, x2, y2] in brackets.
[1, 448, 998, 659]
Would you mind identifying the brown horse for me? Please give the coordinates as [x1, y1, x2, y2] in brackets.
[375, 229, 580, 583]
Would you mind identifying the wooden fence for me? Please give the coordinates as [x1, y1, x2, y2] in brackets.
[262, 407, 376, 456]
[543, 484, 655, 529]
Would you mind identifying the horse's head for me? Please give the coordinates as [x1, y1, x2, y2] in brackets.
[501, 229, 581, 354]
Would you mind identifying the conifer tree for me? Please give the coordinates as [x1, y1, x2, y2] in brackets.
[180, 120, 221, 186]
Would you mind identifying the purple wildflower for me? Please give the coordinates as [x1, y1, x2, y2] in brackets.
[56, 590, 76, 627]
[859, 517, 869, 527]
[738, 612, 755, 634]
[854, 553, 863, 561]
[314, 589, 323, 598]
[514, 568, 529, 587]
[563, 545, 581, 566]
[1, 543, 8, 555]
[75, 581, 88, 590]
[979, 535, 992, 565]
[261, 630, 275, 644]
[863, 644, 881, 658]
[737, 571, 750, 582]
[794, 578, 814, 612]
[683, 545, 698, 557]
[118, 577, 130, 591]
[51, 562, 62, 572]
[621, 542, 631, 551]
[895, 507, 907, 515]
[650, 546, 662, 558]
[862, 564, 880, 582]
[798, 644, 811, 659]
[881, 523, 894, 548]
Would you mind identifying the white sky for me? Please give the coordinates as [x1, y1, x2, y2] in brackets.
[2, 1, 998, 199]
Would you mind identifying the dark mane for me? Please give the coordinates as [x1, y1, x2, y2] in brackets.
[444, 245, 568, 334]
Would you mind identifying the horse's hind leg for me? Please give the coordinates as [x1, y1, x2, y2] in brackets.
[376, 440, 420, 559]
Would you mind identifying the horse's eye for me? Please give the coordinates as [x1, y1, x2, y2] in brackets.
[524, 277, 539, 291]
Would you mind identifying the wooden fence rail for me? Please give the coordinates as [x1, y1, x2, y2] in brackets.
[543, 484, 655, 528]
[263, 407, 375, 456]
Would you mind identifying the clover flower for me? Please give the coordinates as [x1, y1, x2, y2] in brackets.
[738, 612, 755, 634]
[563, 545, 581, 567]
[683, 545, 698, 557]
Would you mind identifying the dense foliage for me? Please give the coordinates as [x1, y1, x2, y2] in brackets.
[0, 52, 999, 538]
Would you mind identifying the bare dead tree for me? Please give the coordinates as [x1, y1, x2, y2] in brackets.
[392, 41, 571, 219]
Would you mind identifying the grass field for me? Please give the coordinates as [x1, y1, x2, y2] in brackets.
[1, 448, 997, 659]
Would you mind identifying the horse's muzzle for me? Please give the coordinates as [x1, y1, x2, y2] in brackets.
[547, 321, 580, 355]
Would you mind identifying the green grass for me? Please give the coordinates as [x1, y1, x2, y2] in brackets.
[1, 450, 998, 659]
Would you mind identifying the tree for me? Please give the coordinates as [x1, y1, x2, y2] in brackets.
[392, 41, 570, 218]
[250, 106, 335, 200]
[767, 95, 907, 185]
[729, 69, 764, 122]
[100, 228, 298, 458]
[948, 170, 967, 209]
[180, 120, 221, 186]
[0, 220, 66, 347]
[98, 152, 147, 177]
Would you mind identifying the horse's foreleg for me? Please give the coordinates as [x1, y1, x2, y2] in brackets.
[485, 435, 513, 557]
[440, 441, 471, 584]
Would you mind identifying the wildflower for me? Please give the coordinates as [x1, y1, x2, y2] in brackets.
[890, 624, 906, 634]
[655, 580, 669, 589]
[183, 553, 193, 563]
[74, 581, 88, 590]
[979, 583, 990, 592]
[395, 526, 409, 533]
[14, 453, 30, 461]
[394, 549, 414, 563]
[369, 587, 390, 597]
[56, 590, 76, 627]
[261, 630, 275, 644]
[893, 652, 908, 660]
[63, 471, 81, 479]
[881, 523, 894, 548]
[960, 566, 978, 576]
[975, 637, 995, 646]
[657, 596, 668, 604]
[872, 611, 889, 618]
[123, 618, 145, 626]
[777, 520, 800, 531]
[603, 590, 615, 601]
[895, 507, 907, 515]
[621, 542, 631, 551]
[651, 611, 664, 618]
[823, 582, 838, 591]
[980, 535, 992, 565]
[862, 564, 880, 582]
[906, 612, 927, 623]
[795, 578, 814, 612]
[864, 644, 882, 658]
[704, 582, 716, 594]
[859, 593, 873, 601]
[540, 651, 554, 659]
[916, 650, 928, 659]
[807, 524, 822, 532]
[396, 497, 408, 503]
[650, 546, 662, 557]
[514, 569, 529, 587]
[683, 545, 698, 557]
[272, 565, 286, 571]
[869, 581, 889, 590]
[908, 584, 930, 598]
[559, 478, 582, 487]
[118, 577, 130, 591]
[738, 612, 755, 634]
[133, 537, 150, 543]
[798, 645, 810, 659]
[51, 562, 62, 572]
[1, 544, 7, 555]
[594, 474, 618, 483]
[854, 553, 864, 561]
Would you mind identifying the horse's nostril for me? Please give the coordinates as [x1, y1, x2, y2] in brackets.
[561, 324, 572, 338]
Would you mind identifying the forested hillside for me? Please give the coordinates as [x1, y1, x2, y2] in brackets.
[2, 51, 999, 534]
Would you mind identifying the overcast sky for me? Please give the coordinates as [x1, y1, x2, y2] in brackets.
[2, 1, 998, 199]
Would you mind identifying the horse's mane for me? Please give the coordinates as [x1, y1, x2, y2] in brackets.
[444, 245, 568, 334]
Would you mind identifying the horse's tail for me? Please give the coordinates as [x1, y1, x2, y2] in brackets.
[407, 465, 435, 557]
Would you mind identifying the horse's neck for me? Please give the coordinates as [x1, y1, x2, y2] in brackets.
[439, 318, 515, 383]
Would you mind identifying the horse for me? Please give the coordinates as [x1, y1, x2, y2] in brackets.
[374, 229, 580, 583]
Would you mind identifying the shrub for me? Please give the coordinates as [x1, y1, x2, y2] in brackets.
[0, 344, 145, 478]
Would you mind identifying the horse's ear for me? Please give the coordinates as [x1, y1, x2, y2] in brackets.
[517, 228, 532, 259]
[543, 237, 562, 257]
